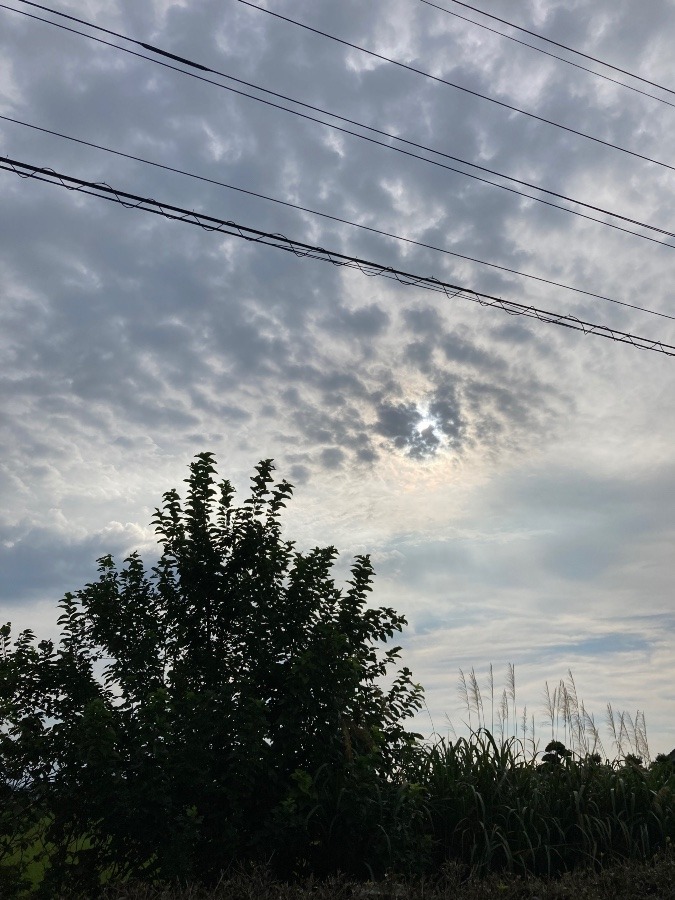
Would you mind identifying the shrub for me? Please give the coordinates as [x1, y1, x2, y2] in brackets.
[0, 454, 424, 894]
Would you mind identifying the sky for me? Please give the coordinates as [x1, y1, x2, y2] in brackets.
[1, 0, 674, 758]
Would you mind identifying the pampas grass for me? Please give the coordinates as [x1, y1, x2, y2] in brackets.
[451, 665, 651, 765]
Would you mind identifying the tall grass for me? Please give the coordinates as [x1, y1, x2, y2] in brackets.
[403, 665, 674, 878]
[406, 728, 674, 878]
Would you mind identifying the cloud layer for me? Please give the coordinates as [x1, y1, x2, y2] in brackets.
[1, 0, 674, 754]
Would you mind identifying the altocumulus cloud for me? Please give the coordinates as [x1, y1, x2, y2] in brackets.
[1, 0, 674, 752]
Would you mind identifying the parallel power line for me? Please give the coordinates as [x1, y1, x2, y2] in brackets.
[4, 2, 675, 252]
[2, 153, 674, 358]
[3, 111, 673, 324]
[15, 0, 675, 175]
[415, 0, 675, 109]
[422, 0, 675, 99]
[236, 0, 675, 173]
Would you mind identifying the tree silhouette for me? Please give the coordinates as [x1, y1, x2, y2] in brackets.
[0, 453, 424, 894]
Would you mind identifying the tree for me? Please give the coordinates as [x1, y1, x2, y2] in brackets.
[0, 453, 425, 894]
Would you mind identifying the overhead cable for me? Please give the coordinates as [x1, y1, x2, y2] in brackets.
[413, 0, 675, 109]
[12, 0, 673, 175]
[2, 153, 674, 358]
[421, 0, 675, 99]
[3, 3, 675, 252]
[2, 111, 673, 323]
[236, 0, 675, 173]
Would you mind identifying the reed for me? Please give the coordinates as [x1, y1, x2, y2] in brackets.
[406, 665, 674, 878]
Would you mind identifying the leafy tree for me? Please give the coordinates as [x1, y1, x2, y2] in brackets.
[0, 453, 425, 894]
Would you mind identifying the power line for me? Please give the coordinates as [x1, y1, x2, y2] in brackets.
[3, 110, 673, 323]
[15, 0, 675, 176]
[17, 0, 674, 110]
[2, 153, 674, 358]
[414, 0, 675, 109]
[236, 0, 675, 174]
[421, 0, 675, 99]
[3, 3, 675, 252]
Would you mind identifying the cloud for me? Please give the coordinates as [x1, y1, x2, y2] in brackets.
[373, 379, 466, 459]
[0, 520, 150, 607]
[1, 0, 675, 755]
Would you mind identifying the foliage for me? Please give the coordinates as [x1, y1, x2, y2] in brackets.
[0, 454, 424, 895]
[1, 455, 674, 896]
[407, 729, 675, 878]
[97, 846, 675, 900]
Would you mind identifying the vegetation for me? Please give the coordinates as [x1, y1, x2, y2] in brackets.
[1, 453, 674, 898]
[97, 849, 675, 900]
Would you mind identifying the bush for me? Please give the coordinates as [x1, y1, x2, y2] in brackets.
[0, 454, 424, 895]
